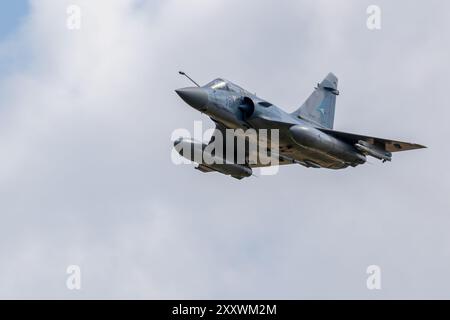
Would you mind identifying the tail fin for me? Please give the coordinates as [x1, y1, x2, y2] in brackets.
[292, 73, 339, 129]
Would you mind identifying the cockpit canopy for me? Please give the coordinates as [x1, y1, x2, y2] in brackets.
[204, 78, 251, 95]
[205, 78, 229, 90]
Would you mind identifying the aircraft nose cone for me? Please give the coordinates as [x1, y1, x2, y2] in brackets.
[175, 87, 208, 111]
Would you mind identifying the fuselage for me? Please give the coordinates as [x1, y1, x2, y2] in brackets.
[176, 78, 366, 169]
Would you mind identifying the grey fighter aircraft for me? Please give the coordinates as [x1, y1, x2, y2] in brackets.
[174, 71, 425, 179]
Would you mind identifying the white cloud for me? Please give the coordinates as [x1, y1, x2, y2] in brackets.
[0, 0, 449, 298]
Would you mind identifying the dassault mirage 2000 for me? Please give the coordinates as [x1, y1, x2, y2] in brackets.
[174, 71, 425, 179]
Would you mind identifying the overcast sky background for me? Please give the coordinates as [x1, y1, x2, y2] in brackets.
[0, 0, 449, 299]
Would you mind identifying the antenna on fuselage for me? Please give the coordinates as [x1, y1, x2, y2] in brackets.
[178, 71, 200, 87]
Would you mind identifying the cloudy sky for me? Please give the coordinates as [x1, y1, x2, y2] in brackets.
[0, 0, 449, 299]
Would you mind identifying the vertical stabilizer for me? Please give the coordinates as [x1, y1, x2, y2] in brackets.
[292, 73, 339, 129]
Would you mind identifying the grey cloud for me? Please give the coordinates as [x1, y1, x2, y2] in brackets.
[0, 0, 449, 299]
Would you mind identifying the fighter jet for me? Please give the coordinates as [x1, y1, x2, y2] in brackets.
[174, 71, 425, 179]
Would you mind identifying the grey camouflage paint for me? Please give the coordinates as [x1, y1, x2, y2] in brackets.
[175, 73, 425, 178]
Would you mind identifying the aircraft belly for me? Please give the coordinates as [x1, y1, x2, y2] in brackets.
[233, 124, 351, 169]
[230, 117, 356, 169]
[279, 141, 348, 169]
